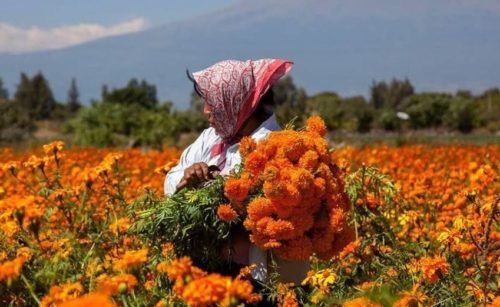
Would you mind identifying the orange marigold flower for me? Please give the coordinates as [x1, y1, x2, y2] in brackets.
[224, 178, 251, 203]
[112, 248, 148, 271]
[306, 116, 327, 137]
[245, 151, 267, 176]
[239, 136, 257, 157]
[59, 293, 116, 307]
[247, 197, 274, 221]
[96, 273, 138, 295]
[0, 257, 25, 282]
[418, 255, 449, 283]
[108, 218, 131, 235]
[342, 297, 381, 307]
[41, 282, 83, 307]
[42, 141, 65, 155]
[217, 204, 238, 222]
[298, 150, 320, 172]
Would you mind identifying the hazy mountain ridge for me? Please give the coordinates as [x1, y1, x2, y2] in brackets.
[0, 0, 499, 108]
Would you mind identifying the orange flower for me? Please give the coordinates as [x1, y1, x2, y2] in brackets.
[112, 248, 148, 271]
[0, 257, 25, 282]
[418, 255, 449, 283]
[217, 204, 238, 222]
[43, 141, 65, 155]
[59, 293, 116, 307]
[41, 282, 84, 307]
[342, 297, 381, 307]
[306, 115, 327, 137]
[244, 151, 267, 176]
[224, 178, 251, 203]
[239, 136, 257, 157]
[96, 273, 138, 294]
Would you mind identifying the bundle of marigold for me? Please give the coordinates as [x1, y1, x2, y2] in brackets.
[224, 116, 353, 260]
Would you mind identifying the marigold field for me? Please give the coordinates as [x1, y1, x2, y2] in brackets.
[0, 139, 498, 306]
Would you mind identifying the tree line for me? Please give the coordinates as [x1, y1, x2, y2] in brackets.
[0, 72, 498, 147]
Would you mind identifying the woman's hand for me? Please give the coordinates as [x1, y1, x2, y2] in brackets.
[176, 162, 220, 191]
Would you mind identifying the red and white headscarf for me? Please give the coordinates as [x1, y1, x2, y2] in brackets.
[192, 59, 293, 141]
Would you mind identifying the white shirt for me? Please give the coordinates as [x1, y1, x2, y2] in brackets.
[163, 113, 309, 282]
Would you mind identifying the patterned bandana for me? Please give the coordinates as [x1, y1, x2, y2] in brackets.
[192, 59, 293, 141]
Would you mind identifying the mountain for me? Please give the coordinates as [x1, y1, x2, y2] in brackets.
[1, 0, 499, 109]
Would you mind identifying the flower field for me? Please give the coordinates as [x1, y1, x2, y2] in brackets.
[0, 137, 498, 306]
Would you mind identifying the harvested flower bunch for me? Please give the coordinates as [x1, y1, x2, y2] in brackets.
[225, 116, 354, 260]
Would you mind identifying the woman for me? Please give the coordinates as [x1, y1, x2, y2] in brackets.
[164, 59, 309, 284]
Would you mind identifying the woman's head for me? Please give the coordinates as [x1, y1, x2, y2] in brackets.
[189, 59, 293, 140]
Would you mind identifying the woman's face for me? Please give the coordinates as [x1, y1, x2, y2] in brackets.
[203, 101, 215, 128]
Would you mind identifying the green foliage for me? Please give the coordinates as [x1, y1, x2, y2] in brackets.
[129, 177, 236, 271]
[14, 72, 57, 120]
[377, 109, 402, 131]
[444, 97, 477, 133]
[68, 101, 184, 148]
[0, 77, 8, 100]
[103, 79, 158, 109]
[67, 78, 81, 113]
[402, 93, 452, 129]
[370, 78, 414, 109]
[306, 92, 344, 130]
[0, 101, 35, 142]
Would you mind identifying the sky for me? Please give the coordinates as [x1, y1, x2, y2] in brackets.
[0, 0, 236, 53]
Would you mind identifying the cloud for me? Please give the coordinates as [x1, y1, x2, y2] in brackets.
[0, 18, 149, 54]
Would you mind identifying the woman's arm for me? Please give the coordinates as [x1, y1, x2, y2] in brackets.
[164, 129, 215, 195]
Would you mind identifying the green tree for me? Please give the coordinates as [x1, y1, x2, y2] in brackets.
[370, 78, 414, 109]
[14, 72, 56, 119]
[0, 77, 8, 100]
[401, 93, 451, 129]
[103, 79, 158, 109]
[444, 97, 477, 133]
[67, 78, 81, 113]
[306, 92, 344, 130]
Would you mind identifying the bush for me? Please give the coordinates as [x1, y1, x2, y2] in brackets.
[67, 102, 183, 148]
[377, 109, 402, 131]
[402, 93, 451, 129]
[0, 101, 35, 142]
[444, 97, 477, 133]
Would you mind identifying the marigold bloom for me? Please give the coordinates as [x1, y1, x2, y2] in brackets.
[43, 141, 65, 155]
[224, 178, 251, 203]
[41, 282, 84, 307]
[112, 248, 148, 271]
[217, 204, 238, 222]
[418, 255, 449, 283]
[306, 115, 327, 137]
[239, 136, 257, 157]
[342, 297, 381, 307]
[0, 257, 25, 282]
[59, 293, 116, 307]
[96, 273, 138, 294]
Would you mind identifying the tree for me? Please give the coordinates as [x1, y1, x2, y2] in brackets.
[0, 77, 8, 100]
[370, 78, 414, 109]
[401, 93, 451, 129]
[103, 79, 158, 109]
[31, 72, 56, 119]
[14, 72, 56, 119]
[67, 78, 81, 113]
[306, 92, 344, 130]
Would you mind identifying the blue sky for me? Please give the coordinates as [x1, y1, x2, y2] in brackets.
[1, 1, 235, 27]
[0, 1, 237, 53]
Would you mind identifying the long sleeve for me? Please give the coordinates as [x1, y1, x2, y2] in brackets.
[164, 129, 213, 195]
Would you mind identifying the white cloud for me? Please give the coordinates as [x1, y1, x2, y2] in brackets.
[0, 18, 149, 54]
